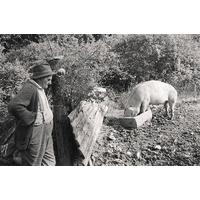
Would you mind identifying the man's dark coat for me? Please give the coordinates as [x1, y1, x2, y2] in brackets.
[8, 80, 39, 150]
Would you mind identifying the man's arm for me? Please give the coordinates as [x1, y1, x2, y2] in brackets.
[8, 83, 37, 126]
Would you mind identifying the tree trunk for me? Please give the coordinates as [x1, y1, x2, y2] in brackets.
[53, 105, 72, 165]
[51, 73, 75, 165]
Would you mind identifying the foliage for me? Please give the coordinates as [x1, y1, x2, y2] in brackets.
[0, 35, 118, 112]
[0, 61, 29, 119]
[1, 34, 200, 117]
[100, 65, 134, 92]
[0, 34, 42, 53]
[55, 35, 118, 111]
[112, 34, 200, 90]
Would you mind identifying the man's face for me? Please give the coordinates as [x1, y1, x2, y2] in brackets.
[40, 76, 52, 89]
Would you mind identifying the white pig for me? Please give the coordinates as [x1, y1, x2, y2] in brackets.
[124, 80, 177, 119]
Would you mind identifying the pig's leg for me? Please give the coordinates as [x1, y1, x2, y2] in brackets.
[164, 101, 169, 117]
[140, 100, 149, 115]
[169, 101, 175, 120]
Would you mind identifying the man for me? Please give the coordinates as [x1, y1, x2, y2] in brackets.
[8, 62, 56, 166]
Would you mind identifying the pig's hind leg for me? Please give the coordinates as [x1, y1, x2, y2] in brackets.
[164, 101, 169, 118]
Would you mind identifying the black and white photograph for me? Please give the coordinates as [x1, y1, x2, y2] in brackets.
[1, 1, 200, 200]
[1, 34, 200, 166]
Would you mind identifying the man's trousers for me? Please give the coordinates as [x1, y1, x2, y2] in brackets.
[21, 120, 56, 166]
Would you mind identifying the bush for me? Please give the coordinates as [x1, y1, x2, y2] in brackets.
[2, 34, 200, 115]
[100, 65, 134, 92]
[0, 62, 29, 119]
[2, 35, 118, 112]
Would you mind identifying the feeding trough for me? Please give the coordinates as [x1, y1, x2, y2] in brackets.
[119, 109, 152, 129]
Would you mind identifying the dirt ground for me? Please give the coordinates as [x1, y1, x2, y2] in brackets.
[1, 99, 200, 166]
[92, 100, 200, 166]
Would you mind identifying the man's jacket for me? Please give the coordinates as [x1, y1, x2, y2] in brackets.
[8, 80, 39, 150]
